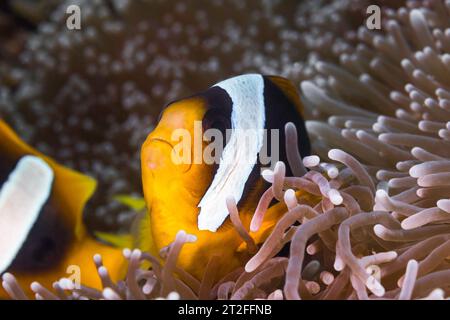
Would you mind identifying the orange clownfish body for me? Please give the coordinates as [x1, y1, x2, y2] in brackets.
[0, 120, 124, 299]
[140, 74, 312, 282]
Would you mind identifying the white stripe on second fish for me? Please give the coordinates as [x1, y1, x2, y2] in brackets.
[0, 155, 54, 273]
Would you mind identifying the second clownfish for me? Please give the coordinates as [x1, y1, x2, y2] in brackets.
[0, 120, 124, 299]
[138, 74, 313, 282]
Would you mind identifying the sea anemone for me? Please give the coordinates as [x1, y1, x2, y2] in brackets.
[3, 0, 450, 300]
[4, 122, 448, 300]
[298, 0, 450, 298]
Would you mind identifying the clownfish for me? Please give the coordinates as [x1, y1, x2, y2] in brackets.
[139, 74, 313, 281]
[0, 120, 124, 299]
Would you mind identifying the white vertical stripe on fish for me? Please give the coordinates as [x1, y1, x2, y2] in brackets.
[0, 155, 54, 273]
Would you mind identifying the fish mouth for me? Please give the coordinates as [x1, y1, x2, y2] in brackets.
[148, 137, 192, 173]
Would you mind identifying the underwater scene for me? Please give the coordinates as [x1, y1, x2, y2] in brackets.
[0, 0, 450, 301]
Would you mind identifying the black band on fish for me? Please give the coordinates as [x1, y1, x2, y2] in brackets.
[262, 75, 310, 161]
[8, 199, 73, 273]
[201, 86, 233, 147]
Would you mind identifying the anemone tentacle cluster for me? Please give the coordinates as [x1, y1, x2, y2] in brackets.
[3, 138, 448, 299]
[301, 0, 450, 260]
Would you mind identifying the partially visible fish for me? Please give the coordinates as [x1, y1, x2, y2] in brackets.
[0, 120, 124, 299]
